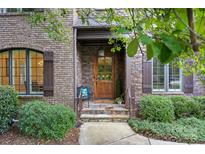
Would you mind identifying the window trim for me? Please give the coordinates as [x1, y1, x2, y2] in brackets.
[152, 58, 183, 92]
[0, 8, 44, 14]
[167, 63, 183, 92]
[151, 58, 166, 92]
[0, 8, 22, 13]
[0, 48, 44, 96]
[0, 9, 6, 13]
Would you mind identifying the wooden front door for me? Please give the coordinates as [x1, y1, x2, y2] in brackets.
[94, 48, 115, 99]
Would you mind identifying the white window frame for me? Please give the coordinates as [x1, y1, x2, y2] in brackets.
[152, 58, 183, 92]
[167, 63, 183, 92]
[29, 53, 44, 95]
[152, 58, 166, 92]
[0, 9, 7, 13]
[0, 8, 22, 13]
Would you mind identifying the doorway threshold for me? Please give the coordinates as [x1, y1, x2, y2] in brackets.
[94, 99, 114, 104]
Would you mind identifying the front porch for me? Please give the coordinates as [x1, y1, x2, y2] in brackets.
[73, 27, 136, 121]
[75, 42, 129, 121]
[75, 28, 126, 104]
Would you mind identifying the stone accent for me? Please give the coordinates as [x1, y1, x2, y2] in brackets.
[76, 44, 83, 87]
[128, 51, 143, 117]
[193, 75, 205, 95]
[0, 11, 75, 107]
[77, 45, 98, 99]
[130, 52, 143, 103]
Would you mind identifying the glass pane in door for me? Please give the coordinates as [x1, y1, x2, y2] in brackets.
[98, 57, 105, 80]
[105, 57, 112, 80]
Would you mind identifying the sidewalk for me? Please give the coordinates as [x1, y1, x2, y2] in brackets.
[79, 122, 188, 145]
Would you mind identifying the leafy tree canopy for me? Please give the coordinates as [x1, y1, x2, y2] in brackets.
[27, 8, 71, 43]
[77, 8, 205, 81]
[28, 8, 205, 81]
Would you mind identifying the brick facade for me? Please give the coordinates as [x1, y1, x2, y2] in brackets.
[1, 9, 205, 113]
[0, 12, 75, 107]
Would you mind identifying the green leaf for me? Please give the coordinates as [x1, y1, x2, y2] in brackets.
[158, 43, 174, 64]
[146, 41, 162, 60]
[146, 44, 153, 60]
[175, 9, 188, 30]
[127, 37, 139, 57]
[117, 27, 130, 34]
[172, 29, 183, 35]
[159, 33, 183, 54]
[151, 42, 162, 57]
[139, 33, 153, 45]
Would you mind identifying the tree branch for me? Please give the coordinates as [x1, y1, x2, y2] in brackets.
[173, 9, 205, 43]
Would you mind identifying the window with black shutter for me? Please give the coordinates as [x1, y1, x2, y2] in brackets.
[142, 58, 193, 93]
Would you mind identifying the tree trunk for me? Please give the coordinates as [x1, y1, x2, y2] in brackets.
[187, 8, 198, 52]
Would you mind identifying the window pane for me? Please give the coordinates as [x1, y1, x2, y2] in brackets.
[169, 62, 181, 90]
[30, 51, 44, 93]
[12, 50, 26, 94]
[0, 51, 9, 85]
[6, 8, 22, 13]
[153, 58, 165, 90]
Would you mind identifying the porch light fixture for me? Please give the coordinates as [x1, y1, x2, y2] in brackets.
[98, 47, 105, 57]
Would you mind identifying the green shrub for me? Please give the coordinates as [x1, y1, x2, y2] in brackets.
[193, 96, 205, 104]
[169, 96, 204, 119]
[0, 86, 18, 133]
[189, 102, 205, 119]
[129, 117, 205, 143]
[18, 101, 76, 140]
[139, 95, 175, 123]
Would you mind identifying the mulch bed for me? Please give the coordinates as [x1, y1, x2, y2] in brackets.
[0, 126, 80, 145]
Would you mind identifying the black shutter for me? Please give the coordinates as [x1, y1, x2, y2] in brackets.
[43, 51, 54, 96]
[183, 74, 193, 93]
[142, 60, 152, 93]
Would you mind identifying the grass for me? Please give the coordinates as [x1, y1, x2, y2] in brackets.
[128, 117, 205, 143]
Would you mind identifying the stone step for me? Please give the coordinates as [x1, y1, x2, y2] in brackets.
[81, 108, 129, 115]
[80, 114, 129, 122]
[83, 103, 125, 108]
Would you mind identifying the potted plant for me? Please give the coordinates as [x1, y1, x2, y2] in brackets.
[115, 96, 124, 104]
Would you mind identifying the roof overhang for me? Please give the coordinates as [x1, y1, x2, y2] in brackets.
[77, 27, 114, 41]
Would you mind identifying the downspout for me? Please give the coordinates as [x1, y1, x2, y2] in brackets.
[73, 27, 77, 110]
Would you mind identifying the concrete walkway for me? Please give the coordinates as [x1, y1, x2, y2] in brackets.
[79, 122, 188, 145]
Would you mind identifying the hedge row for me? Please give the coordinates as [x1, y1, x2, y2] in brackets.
[139, 95, 205, 122]
[129, 117, 205, 143]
